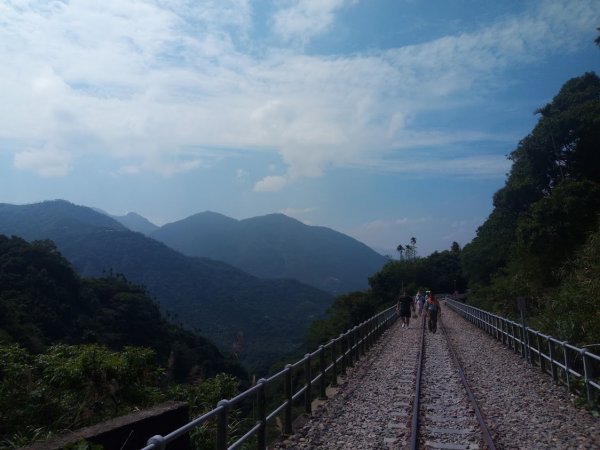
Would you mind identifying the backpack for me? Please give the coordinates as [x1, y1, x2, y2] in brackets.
[427, 299, 438, 312]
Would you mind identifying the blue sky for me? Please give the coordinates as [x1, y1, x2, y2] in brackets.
[1, 0, 599, 257]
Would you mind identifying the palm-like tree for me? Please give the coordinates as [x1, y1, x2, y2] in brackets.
[410, 237, 417, 259]
[396, 244, 404, 260]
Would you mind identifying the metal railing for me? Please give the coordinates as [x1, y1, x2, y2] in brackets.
[142, 305, 398, 450]
[444, 298, 600, 407]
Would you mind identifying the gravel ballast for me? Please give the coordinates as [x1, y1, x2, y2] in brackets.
[272, 305, 600, 449]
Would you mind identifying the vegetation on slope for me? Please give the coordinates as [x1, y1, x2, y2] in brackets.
[0, 203, 333, 373]
[459, 71, 600, 344]
[0, 235, 247, 447]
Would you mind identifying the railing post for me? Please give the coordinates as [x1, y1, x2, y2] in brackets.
[331, 338, 338, 388]
[370, 317, 376, 348]
[347, 330, 354, 368]
[581, 349, 592, 405]
[366, 319, 372, 351]
[319, 346, 327, 400]
[549, 340, 558, 383]
[360, 322, 366, 357]
[146, 435, 166, 450]
[494, 316, 499, 341]
[512, 323, 518, 354]
[562, 341, 570, 391]
[524, 329, 530, 363]
[340, 332, 348, 375]
[354, 326, 360, 362]
[257, 379, 267, 450]
[304, 354, 312, 415]
[284, 364, 293, 436]
[216, 399, 230, 450]
[537, 332, 545, 373]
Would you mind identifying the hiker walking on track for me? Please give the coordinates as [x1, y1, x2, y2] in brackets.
[415, 290, 426, 316]
[425, 292, 441, 333]
[396, 291, 414, 328]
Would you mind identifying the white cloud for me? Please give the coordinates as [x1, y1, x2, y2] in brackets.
[114, 157, 203, 177]
[14, 147, 73, 177]
[254, 174, 290, 192]
[273, 0, 356, 44]
[0, 0, 597, 186]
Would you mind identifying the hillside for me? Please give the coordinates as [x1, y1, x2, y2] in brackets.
[0, 201, 333, 373]
[150, 211, 388, 294]
[459, 72, 600, 344]
[111, 211, 159, 235]
[0, 234, 245, 381]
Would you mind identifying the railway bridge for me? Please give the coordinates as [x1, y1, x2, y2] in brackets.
[144, 299, 600, 450]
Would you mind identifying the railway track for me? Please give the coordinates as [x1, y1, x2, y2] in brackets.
[412, 312, 496, 450]
[273, 307, 498, 449]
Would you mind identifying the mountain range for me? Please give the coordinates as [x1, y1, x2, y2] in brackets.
[149, 211, 388, 294]
[0, 200, 388, 372]
[0, 200, 332, 372]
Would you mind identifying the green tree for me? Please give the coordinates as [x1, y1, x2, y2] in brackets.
[462, 72, 600, 288]
[0, 343, 162, 445]
[541, 222, 600, 345]
[306, 291, 376, 346]
[513, 180, 600, 288]
[396, 244, 404, 260]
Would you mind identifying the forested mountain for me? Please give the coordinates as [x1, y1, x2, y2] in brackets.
[0, 201, 332, 373]
[150, 211, 388, 294]
[111, 211, 159, 235]
[459, 72, 600, 344]
[0, 235, 245, 382]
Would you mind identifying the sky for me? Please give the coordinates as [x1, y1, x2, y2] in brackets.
[1, 0, 599, 257]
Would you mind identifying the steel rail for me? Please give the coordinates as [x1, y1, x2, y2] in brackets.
[440, 315, 497, 450]
[409, 314, 426, 450]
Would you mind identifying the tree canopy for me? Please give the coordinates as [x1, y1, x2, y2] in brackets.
[459, 71, 600, 337]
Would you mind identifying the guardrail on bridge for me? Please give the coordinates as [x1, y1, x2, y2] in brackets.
[444, 298, 600, 407]
[142, 305, 398, 450]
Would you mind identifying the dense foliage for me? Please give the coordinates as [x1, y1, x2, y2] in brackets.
[459, 71, 600, 345]
[0, 235, 247, 447]
[0, 342, 241, 449]
[0, 235, 245, 381]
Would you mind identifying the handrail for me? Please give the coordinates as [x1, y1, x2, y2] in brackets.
[142, 305, 398, 450]
[443, 298, 600, 407]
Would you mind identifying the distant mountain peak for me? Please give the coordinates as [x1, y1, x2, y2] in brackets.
[151, 210, 387, 294]
[111, 211, 158, 236]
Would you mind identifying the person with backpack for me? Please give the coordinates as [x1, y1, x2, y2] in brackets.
[396, 290, 415, 328]
[425, 291, 441, 333]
